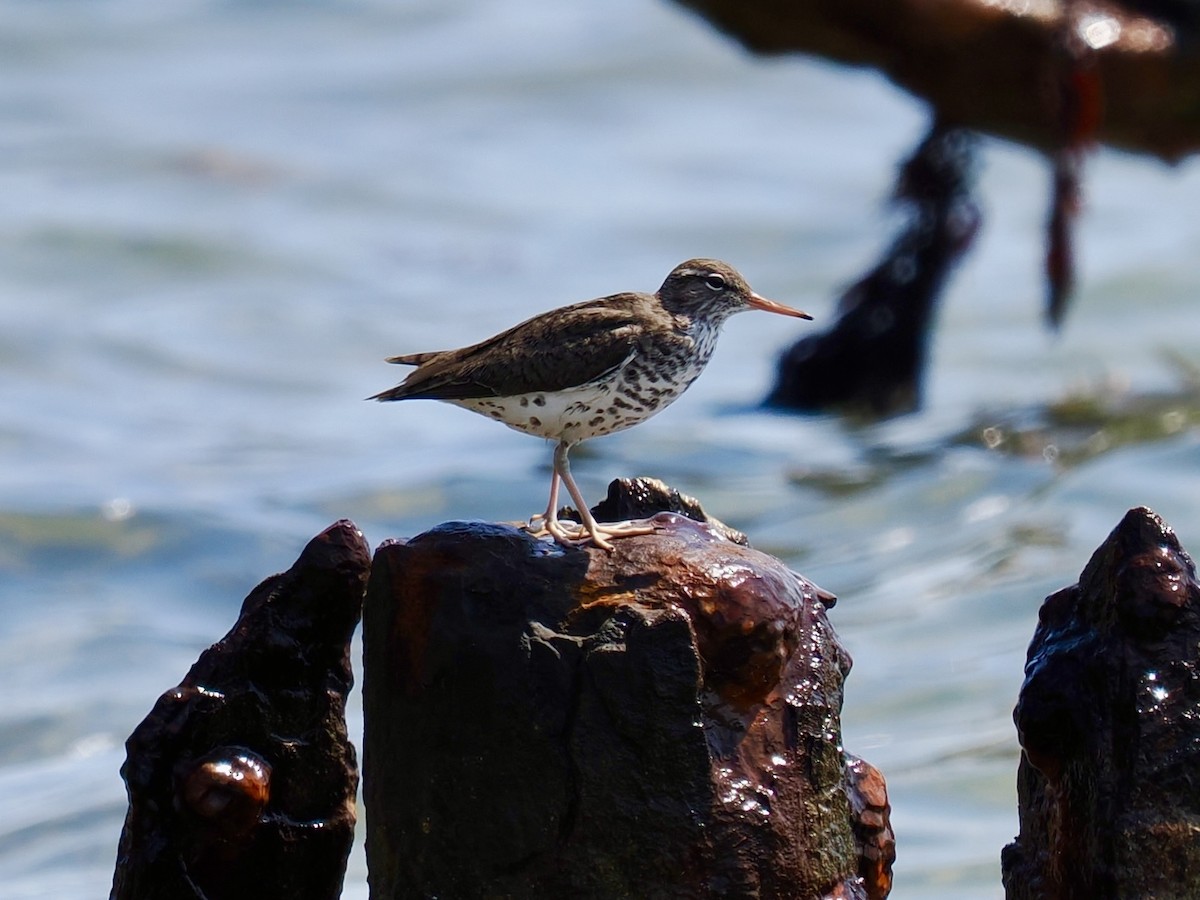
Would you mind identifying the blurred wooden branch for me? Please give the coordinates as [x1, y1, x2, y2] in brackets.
[675, 0, 1200, 161]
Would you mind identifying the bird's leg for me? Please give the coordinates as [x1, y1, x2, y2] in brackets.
[524, 452, 589, 542]
[552, 441, 655, 552]
[525, 468, 558, 531]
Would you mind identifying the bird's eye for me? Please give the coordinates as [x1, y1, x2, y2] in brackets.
[704, 273, 726, 291]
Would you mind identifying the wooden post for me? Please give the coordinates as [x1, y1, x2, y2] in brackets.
[111, 520, 368, 900]
[1004, 507, 1200, 899]
[363, 479, 893, 899]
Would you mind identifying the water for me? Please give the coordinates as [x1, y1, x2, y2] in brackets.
[3, 1, 1200, 897]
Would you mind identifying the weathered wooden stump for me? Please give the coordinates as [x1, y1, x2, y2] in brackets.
[363, 479, 893, 899]
[674, 0, 1200, 160]
[111, 520, 369, 900]
[1003, 507, 1200, 899]
[767, 123, 979, 418]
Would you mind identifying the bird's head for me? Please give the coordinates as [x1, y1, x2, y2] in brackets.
[657, 259, 812, 324]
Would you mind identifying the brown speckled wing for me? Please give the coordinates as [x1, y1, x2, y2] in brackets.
[374, 294, 654, 402]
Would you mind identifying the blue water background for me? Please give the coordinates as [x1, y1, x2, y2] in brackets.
[3, 2, 1200, 897]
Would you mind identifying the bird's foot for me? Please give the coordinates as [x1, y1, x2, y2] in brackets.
[524, 514, 584, 540]
[591, 519, 658, 540]
[524, 514, 594, 546]
[524, 514, 656, 553]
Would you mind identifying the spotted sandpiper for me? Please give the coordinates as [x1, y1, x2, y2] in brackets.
[371, 259, 811, 551]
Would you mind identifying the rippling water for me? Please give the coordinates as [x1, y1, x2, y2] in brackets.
[4, 2, 1200, 897]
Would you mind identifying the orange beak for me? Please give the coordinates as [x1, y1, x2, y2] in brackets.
[747, 291, 813, 320]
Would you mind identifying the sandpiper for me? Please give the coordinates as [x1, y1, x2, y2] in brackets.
[371, 259, 811, 550]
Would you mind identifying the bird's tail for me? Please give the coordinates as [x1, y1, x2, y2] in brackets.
[371, 350, 440, 400]
[367, 384, 410, 402]
[385, 351, 439, 366]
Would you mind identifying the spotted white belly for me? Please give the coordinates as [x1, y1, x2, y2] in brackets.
[449, 328, 715, 445]
[449, 378, 633, 444]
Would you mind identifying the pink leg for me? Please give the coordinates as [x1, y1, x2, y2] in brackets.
[549, 441, 654, 552]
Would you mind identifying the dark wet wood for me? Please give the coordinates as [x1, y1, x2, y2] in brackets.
[110, 520, 369, 900]
[363, 483, 891, 899]
[584, 475, 750, 545]
[846, 755, 896, 900]
[674, 0, 1200, 161]
[767, 123, 980, 417]
[1003, 506, 1200, 899]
